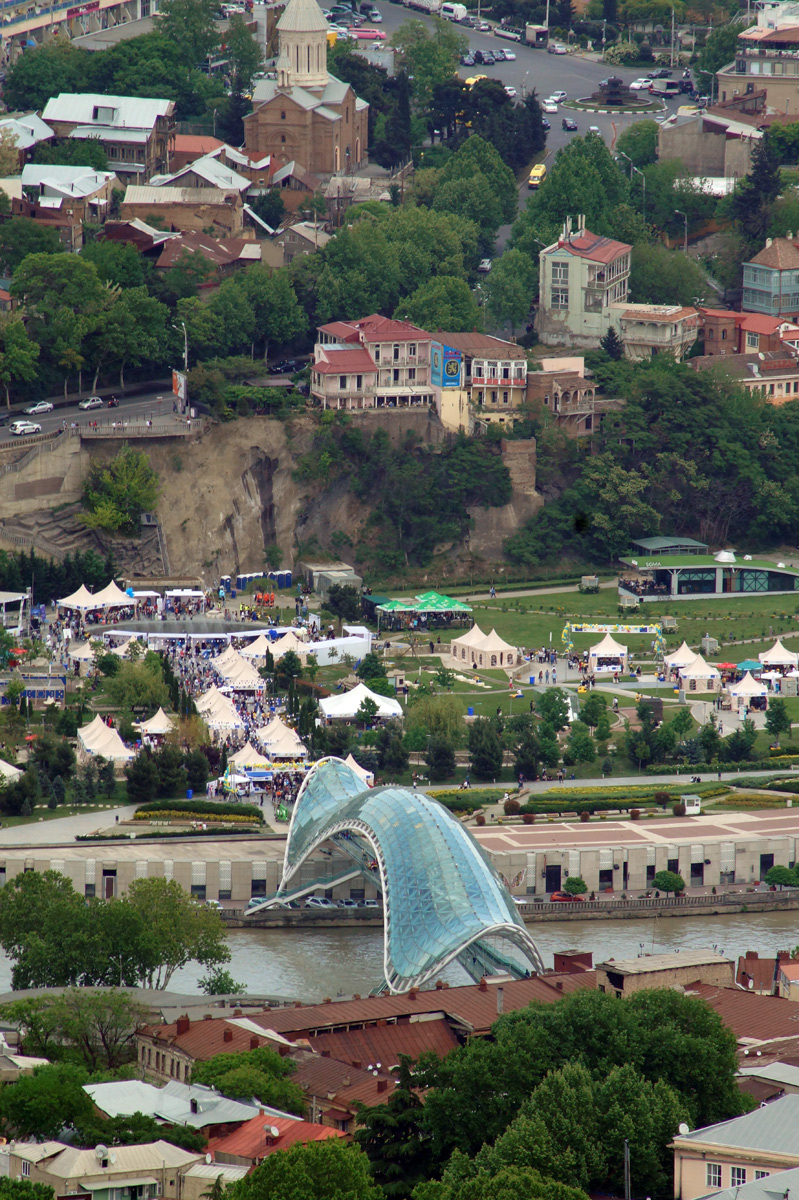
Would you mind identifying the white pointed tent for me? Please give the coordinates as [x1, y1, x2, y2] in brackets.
[728, 671, 769, 710]
[77, 715, 134, 762]
[344, 752, 374, 786]
[319, 682, 403, 720]
[240, 634, 275, 659]
[588, 633, 627, 673]
[680, 653, 719, 678]
[255, 715, 307, 758]
[211, 648, 263, 689]
[0, 757, 22, 780]
[135, 707, 174, 736]
[68, 641, 97, 661]
[58, 584, 100, 611]
[272, 631, 309, 658]
[664, 641, 697, 668]
[91, 581, 131, 609]
[450, 623, 486, 663]
[196, 686, 245, 731]
[449, 624, 518, 668]
[759, 639, 799, 667]
[229, 741, 271, 768]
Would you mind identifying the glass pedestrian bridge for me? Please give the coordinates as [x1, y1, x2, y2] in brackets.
[263, 757, 544, 994]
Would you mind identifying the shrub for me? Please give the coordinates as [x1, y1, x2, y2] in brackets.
[504, 797, 521, 815]
[475, 812, 486, 826]
[135, 798, 262, 820]
[630, 808, 641, 820]
[522, 812, 535, 824]
[672, 801, 686, 816]
[579, 811, 590, 822]
[653, 791, 671, 805]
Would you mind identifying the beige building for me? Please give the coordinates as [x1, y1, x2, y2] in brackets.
[595, 951, 734, 998]
[672, 1094, 799, 1200]
[692, 350, 799, 403]
[120, 186, 245, 236]
[1, 1140, 203, 1200]
[610, 303, 700, 360]
[433, 332, 528, 427]
[537, 216, 631, 348]
[779, 960, 799, 1000]
[41, 94, 175, 183]
[312, 314, 435, 410]
[243, 0, 368, 177]
[717, 21, 799, 110]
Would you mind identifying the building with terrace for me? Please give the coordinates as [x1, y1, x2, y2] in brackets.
[312, 315, 434, 410]
[717, 1, 799, 109]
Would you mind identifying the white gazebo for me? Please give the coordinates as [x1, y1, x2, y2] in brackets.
[271, 631, 309, 659]
[589, 633, 628, 674]
[240, 634, 275, 661]
[450, 624, 487, 664]
[759, 639, 799, 668]
[319, 682, 403, 720]
[664, 641, 697, 669]
[449, 625, 518, 669]
[91, 581, 132, 609]
[77, 715, 134, 762]
[679, 653, 720, 693]
[728, 671, 769, 711]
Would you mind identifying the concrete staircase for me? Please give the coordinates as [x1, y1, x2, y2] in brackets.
[0, 504, 168, 578]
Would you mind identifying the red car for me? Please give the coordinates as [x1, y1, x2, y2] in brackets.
[550, 890, 585, 902]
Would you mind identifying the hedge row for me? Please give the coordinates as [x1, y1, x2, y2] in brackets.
[134, 810, 261, 824]
[432, 789, 510, 812]
[535, 783, 726, 804]
[713, 793, 791, 810]
[644, 758, 799, 775]
[135, 799, 263, 820]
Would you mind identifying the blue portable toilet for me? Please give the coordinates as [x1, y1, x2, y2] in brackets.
[220, 576, 231, 594]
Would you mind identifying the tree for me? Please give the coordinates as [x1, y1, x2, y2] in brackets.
[391, 18, 467, 117]
[354, 1058, 433, 1199]
[278, 650, 303, 682]
[0, 1063, 94, 1140]
[357, 696, 380, 728]
[484, 249, 537, 336]
[125, 749, 159, 805]
[107, 657, 169, 713]
[125, 877, 230, 989]
[155, 0, 218, 67]
[153, 742, 187, 798]
[249, 191, 285, 231]
[33, 137, 108, 171]
[628, 244, 707, 307]
[226, 13, 263, 89]
[199, 967, 248, 995]
[534, 689, 570, 732]
[731, 135, 783, 247]
[765, 865, 795, 890]
[698, 713, 722, 764]
[599, 326, 624, 361]
[0, 219, 63, 274]
[765, 697, 792, 747]
[357, 653, 388, 682]
[0, 317, 40, 410]
[696, 22, 749, 95]
[652, 870, 685, 895]
[326, 584, 361, 634]
[395, 276, 482, 333]
[0, 1180, 55, 1200]
[192, 1046, 305, 1115]
[615, 120, 659, 169]
[229, 1139, 381, 1200]
[47, 989, 149, 1070]
[185, 748, 210, 792]
[425, 736, 456, 782]
[562, 876, 588, 896]
[468, 719, 504, 780]
[82, 444, 160, 533]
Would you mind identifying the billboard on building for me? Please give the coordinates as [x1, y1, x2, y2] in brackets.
[431, 342, 462, 388]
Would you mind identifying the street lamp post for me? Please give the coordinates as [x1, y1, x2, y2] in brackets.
[674, 208, 688, 254]
[619, 152, 646, 220]
[172, 322, 188, 373]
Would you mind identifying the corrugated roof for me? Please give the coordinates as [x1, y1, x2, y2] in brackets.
[686, 984, 799, 1041]
[433, 331, 527, 358]
[307, 1015, 460, 1066]
[690, 1166, 799, 1200]
[16, 1141, 201, 1179]
[674, 1093, 799, 1153]
[42, 93, 173, 129]
[740, 1062, 799, 1088]
[174, 134, 224, 154]
[598, 951, 732, 976]
[122, 186, 237, 206]
[183, 1164, 249, 1182]
[288, 1048, 396, 1109]
[207, 1113, 342, 1161]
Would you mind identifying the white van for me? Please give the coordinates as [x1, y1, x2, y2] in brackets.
[441, 2, 467, 18]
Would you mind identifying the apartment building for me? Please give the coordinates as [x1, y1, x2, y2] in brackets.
[312, 315, 434, 410]
[536, 216, 631, 348]
[41, 94, 176, 182]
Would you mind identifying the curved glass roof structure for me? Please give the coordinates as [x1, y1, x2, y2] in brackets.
[280, 758, 544, 993]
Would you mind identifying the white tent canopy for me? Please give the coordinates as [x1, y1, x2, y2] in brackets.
[78, 715, 134, 761]
[135, 707, 174, 736]
[664, 641, 697, 668]
[229, 741, 271, 768]
[58, 584, 100, 611]
[0, 757, 22, 780]
[271, 631, 309, 658]
[239, 634, 274, 659]
[589, 633, 627, 672]
[680, 653, 719, 679]
[91, 580, 131, 608]
[344, 753, 374, 786]
[68, 641, 97, 661]
[449, 625, 518, 668]
[255, 715, 307, 758]
[759, 639, 799, 667]
[196, 687, 244, 730]
[320, 682, 403, 720]
[211, 648, 263, 689]
[729, 671, 768, 697]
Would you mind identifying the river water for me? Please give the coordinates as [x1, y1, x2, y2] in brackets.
[1, 912, 797, 1000]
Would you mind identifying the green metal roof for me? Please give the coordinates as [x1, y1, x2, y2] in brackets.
[630, 536, 709, 552]
[620, 555, 799, 574]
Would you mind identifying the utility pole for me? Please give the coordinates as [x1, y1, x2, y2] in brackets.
[670, 5, 676, 67]
[675, 208, 688, 253]
[624, 1139, 632, 1200]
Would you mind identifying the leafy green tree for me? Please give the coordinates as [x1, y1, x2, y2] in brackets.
[326, 584, 362, 634]
[0, 1063, 94, 1140]
[698, 713, 722, 764]
[599, 326, 624, 360]
[357, 653, 388, 682]
[395, 276, 482, 333]
[185, 749, 210, 792]
[629, 243, 708, 307]
[765, 865, 795, 890]
[0, 317, 40, 410]
[534, 689, 570, 732]
[250, 191, 285, 231]
[0, 218, 64, 273]
[563, 876, 588, 896]
[82, 444, 160, 534]
[153, 743, 187, 798]
[124, 749, 159, 805]
[695, 22, 748, 94]
[0, 1179, 55, 1200]
[425, 736, 456, 782]
[484, 250, 537, 336]
[616, 120, 659, 169]
[107, 655, 169, 712]
[468, 719, 504, 780]
[192, 1045, 305, 1115]
[199, 967, 248, 995]
[32, 732, 76, 781]
[391, 18, 467, 117]
[155, 0, 218, 66]
[652, 869, 685, 895]
[355, 1058, 433, 1199]
[125, 876, 230, 989]
[226, 13, 263, 89]
[731, 135, 783, 247]
[75, 1110, 205, 1152]
[231, 1139, 381, 1200]
[407, 695, 464, 748]
[765, 697, 792, 747]
[32, 138, 108, 171]
[43, 988, 148, 1070]
[513, 733, 539, 781]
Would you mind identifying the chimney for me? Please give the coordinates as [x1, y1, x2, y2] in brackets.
[351, 1060, 361, 1069]
[478, 978, 488, 992]
[250, 1037, 260, 1049]
[435, 980, 444, 990]
[203, 1014, 213, 1021]
[377, 1079, 388, 1093]
[408, 987, 418, 1000]
[766, 238, 773, 248]
[321, 1050, 330, 1058]
[176, 1016, 190, 1036]
[555, 980, 563, 991]
[223, 1029, 233, 1042]
[496, 987, 504, 1015]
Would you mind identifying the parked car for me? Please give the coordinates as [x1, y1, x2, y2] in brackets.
[475, 19, 491, 29]
[588, 124, 601, 134]
[358, 898, 380, 908]
[368, 6, 382, 17]
[473, 49, 495, 64]
[270, 359, 300, 374]
[0, 413, 10, 427]
[549, 89, 567, 101]
[205, 899, 223, 911]
[547, 41, 567, 52]
[460, 52, 475, 64]
[629, 77, 653, 90]
[246, 896, 265, 909]
[305, 895, 338, 908]
[9, 420, 41, 435]
[493, 47, 506, 60]
[337, 898, 359, 908]
[649, 66, 672, 77]
[562, 116, 577, 130]
[458, 12, 478, 24]
[550, 890, 585, 902]
[24, 401, 53, 415]
[542, 99, 558, 113]
[78, 396, 104, 409]
[503, 85, 517, 97]
[502, 49, 516, 58]
[541, 117, 550, 130]
[478, 257, 492, 272]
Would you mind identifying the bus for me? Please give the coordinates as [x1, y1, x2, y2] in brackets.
[528, 163, 547, 189]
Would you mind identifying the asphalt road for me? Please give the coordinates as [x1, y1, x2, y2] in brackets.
[0, 389, 183, 445]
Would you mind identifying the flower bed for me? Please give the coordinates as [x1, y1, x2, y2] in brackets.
[135, 799, 263, 820]
[133, 810, 262, 824]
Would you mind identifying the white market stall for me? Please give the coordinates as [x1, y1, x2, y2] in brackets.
[728, 671, 769, 711]
[450, 624, 487, 665]
[91, 581, 133, 611]
[255, 715, 307, 760]
[135, 707, 174, 745]
[759, 639, 799, 668]
[229, 741, 271, 769]
[664, 641, 697, 669]
[239, 633, 275, 662]
[589, 633, 628, 674]
[449, 626, 519, 669]
[679, 653, 720, 693]
[344, 752, 374, 787]
[77, 714, 134, 763]
[320, 682, 403, 721]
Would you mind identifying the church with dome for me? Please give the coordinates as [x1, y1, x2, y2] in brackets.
[243, 0, 369, 176]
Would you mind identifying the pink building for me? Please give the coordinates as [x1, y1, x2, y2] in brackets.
[312, 315, 435, 410]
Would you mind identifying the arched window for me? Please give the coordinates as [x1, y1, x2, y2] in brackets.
[281, 111, 286, 120]
[281, 134, 286, 143]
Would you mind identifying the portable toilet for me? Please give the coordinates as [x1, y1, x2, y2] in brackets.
[220, 575, 232, 594]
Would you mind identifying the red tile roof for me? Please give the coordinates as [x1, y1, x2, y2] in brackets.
[140, 1019, 276, 1061]
[747, 238, 799, 270]
[305, 1016, 460, 1067]
[557, 229, 631, 264]
[288, 1049, 396, 1110]
[207, 1113, 343, 1163]
[174, 135, 224, 155]
[313, 348, 377, 375]
[317, 315, 432, 343]
[780, 962, 799, 981]
[739, 312, 791, 334]
[686, 983, 799, 1041]
[432, 332, 528, 359]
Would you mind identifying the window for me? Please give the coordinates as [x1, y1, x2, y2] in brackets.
[707, 327, 714, 339]
[85, 883, 96, 898]
[502, 391, 509, 404]
[731, 1168, 747, 1187]
[21, 1164, 30, 1179]
[339, 376, 347, 389]
[409, 344, 416, 356]
[281, 111, 286, 119]
[281, 135, 286, 143]
[551, 287, 569, 308]
[408, 368, 416, 381]
[190, 883, 206, 900]
[491, 390, 497, 404]
[706, 1165, 721, 1190]
[755, 1172, 770, 1180]
[746, 331, 759, 349]
[552, 261, 568, 283]
[721, 328, 727, 339]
